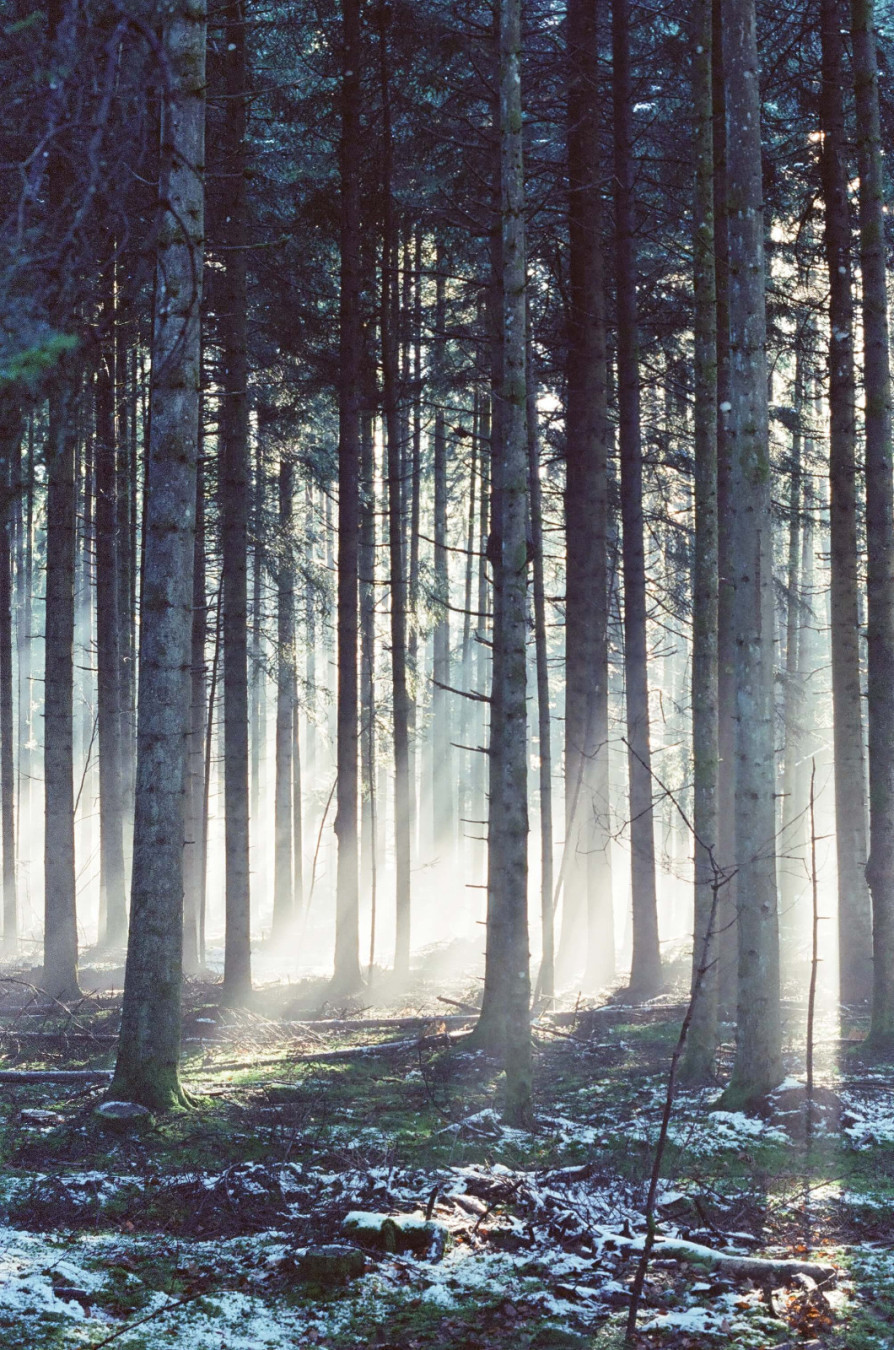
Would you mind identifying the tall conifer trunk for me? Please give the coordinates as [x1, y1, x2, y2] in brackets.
[561, 0, 614, 991]
[220, 0, 252, 1004]
[722, 0, 783, 1103]
[379, 0, 412, 977]
[112, 0, 206, 1110]
[273, 455, 295, 935]
[821, 0, 872, 1006]
[852, 0, 894, 1047]
[681, 0, 719, 1082]
[612, 0, 661, 997]
[333, 0, 363, 993]
[95, 284, 127, 948]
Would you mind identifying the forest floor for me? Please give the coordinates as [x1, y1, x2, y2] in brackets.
[0, 954, 893, 1349]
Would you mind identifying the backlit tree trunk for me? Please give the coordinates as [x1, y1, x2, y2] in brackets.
[722, 0, 783, 1104]
[333, 0, 363, 993]
[821, 0, 872, 1006]
[851, 0, 894, 1047]
[612, 0, 661, 997]
[112, 0, 206, 1110]
[220, 0, 252, 1004]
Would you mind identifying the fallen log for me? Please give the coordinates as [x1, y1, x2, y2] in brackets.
[624, 1234, 837, 1286]
[0, 1069, 113, 1082]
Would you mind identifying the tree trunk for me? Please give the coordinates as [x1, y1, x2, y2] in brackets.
[431, 247, 453, 855]
[43, 382, 79, 1002]
[220, 0, 252, 1005]
[273, 454, 295, 936]
[0, 400, 18, 951]
[561, 0, 614, 991]
[681, 0, 719, 1084]
[333, 0, 363, 994]
[379, 0, 412, 978]
[360, 346, 377, 919]
[851, 0, 894, 1046]
[612, 0, 661, 998]
[112, 0, 205, 1111]
[721, 0, 783, 1104]
[527, 341, 554, 1003]
[183, 431, 207, 974]
[492, 0, 531, 1125]
[821, 0, 871, 1007]
[94, 291, 127, 949]
[713, 0, 738, 1019]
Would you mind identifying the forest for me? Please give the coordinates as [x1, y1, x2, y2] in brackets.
[1, 0, 894, 1345]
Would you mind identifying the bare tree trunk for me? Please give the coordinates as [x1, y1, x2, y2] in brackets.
[183, 432, 207, 973]
[431, 247, 453, 855]
[332, 0, 363, 994]
[612, 0, 660, 998]
[681, 0, 719, 1083]
[851, 0, 894, 1047]
[273, 454, 295, 936]
[713, 0, 737, 1019]
[561, 0, 613, 991]
[722, 0, 783, 1104]
[220, 0, 252, 1004]
[821, 0, 872, 1006]
[527, 341, 554, 1003]
[360, 348, 377, 911]
[492, 0, 531, 1125]
[0, 400, 18, 950]
[95, 288, 127, 949]
[379, 0, 412, 977]
[112, 0, 205, 1110]
[43, 383, 79, 1002]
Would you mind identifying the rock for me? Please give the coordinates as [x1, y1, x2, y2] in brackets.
[95, 1100, 153, 1128]
[296, 1245, 365, 1285]
[342, 1211, 448, 1259]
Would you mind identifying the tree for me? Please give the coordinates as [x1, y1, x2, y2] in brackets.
[821, 0, 872, 1007]
[491, 0, 531, 1125]
[111, 0, 206, 1111]
[852, 0, 894, 1049]
[722, 0, 783, 1105]
[332, 0, 363, 995]
[681, 0, 719, 1084]
[612, 0, 661, 998]
[560, 0, 614, 992]
[219, 0, 252, 1005]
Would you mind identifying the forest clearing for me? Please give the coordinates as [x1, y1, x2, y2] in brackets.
[4, 0, 894, 1344]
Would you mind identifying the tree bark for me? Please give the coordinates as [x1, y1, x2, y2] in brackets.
[94, 289, 127, 949]
[379, 0, 412, 978]
[333, 0, 363, 993]
[851, 0, 894, 1045]
[612, 0, 661, 998]
[713, 0, 737, 1019]
[219, 0, 252, 1005]
[112, 0, 205, 1107]
[0, 400, 18, 951]
[820, 0, 872, 1007]
[183, 430, 207, 974]
[43, 382, 79, 1002]
[561, 0, 614, 991]
[492, 0, 531, 1125]
[112, 0, 206, 1111]
[722, 0, 783, 1104]
[527, 340, 554, 1003]
[681, 0, 719, 1083]
[273, 453, 295, 936]
[431, 247, 453, 855]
